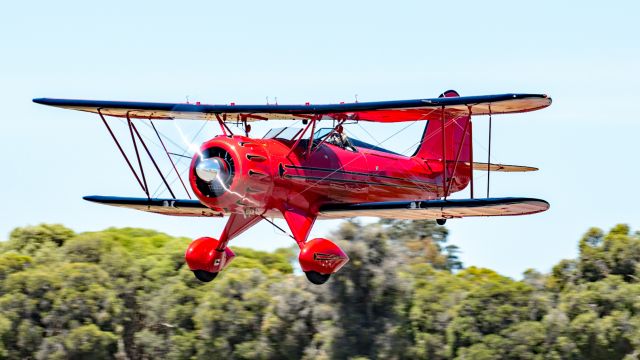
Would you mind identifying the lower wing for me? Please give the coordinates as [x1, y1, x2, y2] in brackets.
[83, 196, 224, 217]
[83, 195, 548, 220]
[318, 197, 549, 219]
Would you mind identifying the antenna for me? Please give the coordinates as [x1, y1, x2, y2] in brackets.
[275, 97, 278, 105]
[354, 94, 359, 103]
[266, 96, 270, 105]
[185, 96, 190, 104]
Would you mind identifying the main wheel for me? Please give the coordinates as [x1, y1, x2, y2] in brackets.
[305, 271, 331, 285]
[193, 270, 218, 282]
[436, 218, 447, 225]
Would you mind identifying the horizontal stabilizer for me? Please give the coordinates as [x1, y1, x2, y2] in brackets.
[319, 197, 549, 220]
[83, 196, 224, 217]
[469, 162, 538, 172]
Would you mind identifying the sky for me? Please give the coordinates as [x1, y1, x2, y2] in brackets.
[1, 0, 639, 279]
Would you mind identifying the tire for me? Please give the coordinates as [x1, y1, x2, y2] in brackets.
[436, 218, 447, 225]
[305, 271, 331, 285]
[193, 270, 218, 282]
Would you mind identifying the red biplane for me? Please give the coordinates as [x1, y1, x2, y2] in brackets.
[34, 90, 551, 284]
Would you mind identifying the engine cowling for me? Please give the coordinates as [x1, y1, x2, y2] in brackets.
[190, 136, 274, 214]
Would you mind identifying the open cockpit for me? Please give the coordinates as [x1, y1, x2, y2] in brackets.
[263, 126, 402, 155]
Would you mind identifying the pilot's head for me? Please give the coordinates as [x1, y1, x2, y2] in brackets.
[336, 125, 344, 134]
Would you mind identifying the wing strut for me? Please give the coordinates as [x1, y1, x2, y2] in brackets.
[215, 114, 234, 136]
[306, 116, 317, 155]
[311, 119, 347, 155]
[128, 114, 177, 199]
[469, 117, 474, 198]
[97, 110, 179, 200]
[98, 110, 149, 197]
[150, 120, 191, 199]
[286, 116, 316, 158]
[487, 105, 493, 197]
[441, 106, 447, 199]
[127, 115, 149, 198]
[445, 108, 472, 197]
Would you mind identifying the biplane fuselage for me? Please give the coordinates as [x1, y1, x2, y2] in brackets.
[191, 134, 470, 220]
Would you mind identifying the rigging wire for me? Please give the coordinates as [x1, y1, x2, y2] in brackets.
[150, 120, 191, 199]
[350, 121, 436, 194]
[168, 152, 192, 159]
[152, 118, 302, 199]
[151, 118, 250, 199]
[297, 116, 427, 196]
[112, 116, 195, 199]
[129, 108, 499, 200]
[115, 118, 166, 153]
[487, 104, 492, 198]
[152, 119, 209, 198]
[260, 215, 295, 240]
[139, 120, 189, 154]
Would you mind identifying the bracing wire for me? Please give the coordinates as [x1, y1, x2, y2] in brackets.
[152, 119, 209, 198]
[297, 114, 433, 196]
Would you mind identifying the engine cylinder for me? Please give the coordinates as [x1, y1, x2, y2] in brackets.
[189, 136, 274, 215]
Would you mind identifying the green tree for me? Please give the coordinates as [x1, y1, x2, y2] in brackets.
[578, 225, 640, 282]
[381, 219, 462, 270]
[326, 221, 411, 359]
[0, 222, 639, 360]
[62, 324, 118, 360]
[3, 224, 74, 256]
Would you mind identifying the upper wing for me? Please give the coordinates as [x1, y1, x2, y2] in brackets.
[33, 93, 551, 123]
[318, 197, 549, 220]
[83, 196, 224, 217]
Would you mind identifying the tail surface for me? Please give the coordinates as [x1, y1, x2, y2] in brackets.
[413, 90, 472, 196]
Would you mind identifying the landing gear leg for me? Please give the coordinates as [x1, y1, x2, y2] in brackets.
[185, 214, 262, 282]
[281, 207, 349, 285]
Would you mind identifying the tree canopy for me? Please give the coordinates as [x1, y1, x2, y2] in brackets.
[1, 220, 639, 359]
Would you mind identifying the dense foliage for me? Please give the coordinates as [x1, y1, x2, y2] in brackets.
[1, 220, 639, 359]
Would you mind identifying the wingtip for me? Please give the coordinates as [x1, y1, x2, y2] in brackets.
[529, 198, 551, 211]
[32, 98, 60, 106]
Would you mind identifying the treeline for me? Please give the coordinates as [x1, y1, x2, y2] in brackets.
[0, 220, 639, 359]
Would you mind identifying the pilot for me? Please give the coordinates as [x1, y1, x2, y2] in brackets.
[327, 125, 356, 151]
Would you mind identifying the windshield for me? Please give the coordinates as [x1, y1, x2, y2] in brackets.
[265, 126, 402, 156]
[263, 127, 302, 141]
[312, 127, 401, 155]
[312, 128, 333, 141]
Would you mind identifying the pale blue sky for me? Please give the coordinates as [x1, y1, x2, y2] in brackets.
[1, 0, 639, 278]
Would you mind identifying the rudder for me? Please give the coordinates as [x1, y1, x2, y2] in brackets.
[412, 90, 472, 195]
